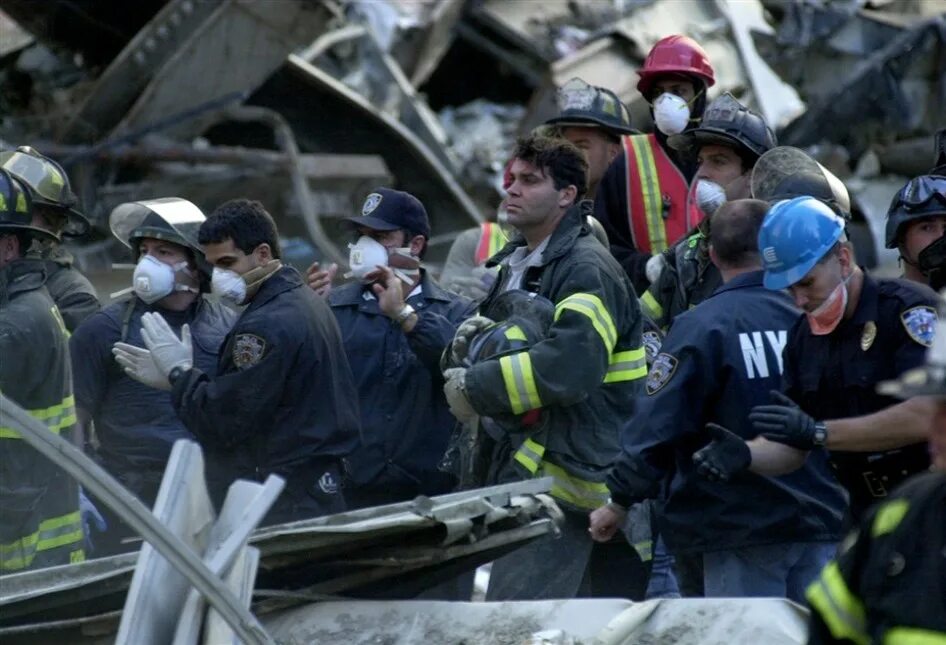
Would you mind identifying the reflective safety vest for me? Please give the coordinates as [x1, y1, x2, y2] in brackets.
[623, 133, 703, 255]
[474, 221, 508, 265]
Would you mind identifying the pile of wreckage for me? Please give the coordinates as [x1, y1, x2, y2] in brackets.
[0, 0, 944, 281]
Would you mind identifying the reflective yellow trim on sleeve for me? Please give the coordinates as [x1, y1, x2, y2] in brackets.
[0, 510, 85, 572]
[604, 348, 647, 383]
[513, 437, 545, 474]
[488, 221, 507, 257]
[0, 395, 77, 439]
[554, 293, 617, 351]
[503, 325, 527, 341]
[540, 461, 610, 510]
[872, 498, 909, 537]
[883, 628, 946, 644]
[640, 289, 664, 321]
[806, 561, 869, 645]
[632, 540, 654, 562]
[499, 351, 542, 414]
[630, 135, 668, 253]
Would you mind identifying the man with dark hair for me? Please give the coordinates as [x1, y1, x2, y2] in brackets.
[115, 198, 360, 524]
[590, 199, 845, 600]
[442, 134, 649, 600]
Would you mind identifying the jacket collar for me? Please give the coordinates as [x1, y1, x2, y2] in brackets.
[712, 269, 765, 296]
[487, 200, 593, 268]
[244, 265, 301, 313]
[0, 258, 47, 304]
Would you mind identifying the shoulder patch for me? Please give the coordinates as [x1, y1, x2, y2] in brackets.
[646, 352, 678, 395]
[232, 333, 267, 369]
[642, 330, 662, 365]
[900, 306, 937, 347]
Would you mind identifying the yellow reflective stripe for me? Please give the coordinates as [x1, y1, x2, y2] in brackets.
[488, 222, 506, 256]
[540, 461, 610, 510]
[630, 135, 667, 253]
[604, 348, 647, 383]
[883, 628, 946, 644]
[554, 293, 617, 352]
[633, 540, 654, 562]
[0, 395, 76, 439]
[50, 305, 69, 339]
[499, 352, 542, 414]
[872, 498, 909, 537]
[504, 325, 527, 341]
[806, 562, 869, 645]
[640, 289, 663, 321]
[513, 437, 545, 474]
[0, 511, 84, 571]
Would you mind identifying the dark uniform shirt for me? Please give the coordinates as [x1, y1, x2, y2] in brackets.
[806, 471, 946, 645]
[783, 274, 936, 519]
[42, 245, 100, 332]
[608, 271, 846, 554]
[328, 272, 475, 500]
[171, 266, 361, 521]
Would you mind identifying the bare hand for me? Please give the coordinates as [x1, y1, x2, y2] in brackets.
[588, 503, 625, 543]
[306, 261, 338, 297]
[371, 265, 406, 318]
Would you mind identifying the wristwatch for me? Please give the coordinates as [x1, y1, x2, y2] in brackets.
[813, 421, 828, 446]
[168, 366, 187, 386]
[394, 303, 416, 325]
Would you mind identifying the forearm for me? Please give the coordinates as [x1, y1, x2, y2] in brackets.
[747, 436, 808, 476]
[824, 397, 934, 451]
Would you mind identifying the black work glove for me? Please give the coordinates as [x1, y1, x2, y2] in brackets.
[749, 390, 820, 450]
[693, 423, 751, 482]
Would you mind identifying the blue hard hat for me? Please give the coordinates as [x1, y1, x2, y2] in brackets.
[759, 196, 846, 290]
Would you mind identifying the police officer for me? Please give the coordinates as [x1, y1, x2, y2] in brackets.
[884, 173, 946, 286]
[594, 34, 716, 294]
[116, 199, 360, 524]
[317, 188, 476, 508]
[442, 134, 649, 600]
[0, 168, 85, 571]
[694, 196, 937, 521]
[640, 93, 777, 329]
[805, 300, 946, 644]
[0, 146, 99, 331]
[73, 198, 236, 554]
[590, 200, 845, 600]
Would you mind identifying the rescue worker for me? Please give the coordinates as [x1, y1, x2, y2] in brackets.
[693, 197, 937, 522]
[641, 93, 777, 329]
[589, 200, 845, 601]
[0, 146, 99, 331]
[594, 34, 716, 294]
[0, 168, 85, 571]
[442, 134, 649, 600]
[72, 198, 236, 554]
[805, 296, 946, 644]
[115, 199, 360, 524]
[884, 173, 946, 286]
[314, 188, 476, 508]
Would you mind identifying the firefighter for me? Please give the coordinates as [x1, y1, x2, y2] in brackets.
[884, 173, 946, 286]
[441, 134, 649, 600]
[594, 34, 716, 294]
[641, 93, 777, 329]
[0, 146, 99, 331]
[693, 196, 938, 522]
[805, 296, 946, 644]
[0, 168, 85, 572]
[73, 198, 236, 554]
[115, 199, 360, 524]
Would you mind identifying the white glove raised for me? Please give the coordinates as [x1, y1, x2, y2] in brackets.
[449, 315, 494, 366]
[443, 367, 478, 424]
[112, 342, 172, 391]
[139, 312, 193, 377]
[645, 253, 667, 285]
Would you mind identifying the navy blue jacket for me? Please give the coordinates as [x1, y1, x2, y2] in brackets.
[329, 272, 475, 492]
[71, 296, 235, 493]
[608, 270, 846, 554]
[172, 266, 361, 500]
[783, 274, 935, 519]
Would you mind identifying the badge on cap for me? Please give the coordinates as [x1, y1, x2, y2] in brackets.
[901, 306, 937, 347]
[861, 321, 877, 351]
[232, 333, 267, 369]
[646, 353, 678, 395]
[362, 192, 383, 216]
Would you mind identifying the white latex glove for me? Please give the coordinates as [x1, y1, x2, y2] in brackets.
[112, 342, 172, 391]
[449, 315, 494, 366]
[645, 253, 667, 285]
[140, 312, 193, 377]
[443, 367, 477, 424]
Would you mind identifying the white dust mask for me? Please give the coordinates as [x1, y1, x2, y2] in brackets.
[695, 179, 727, 215]
[346, 236, 389, 281]
[132, 254, 196, 304]
[211, 267, 247, 305]
[653, 92, 691, 136]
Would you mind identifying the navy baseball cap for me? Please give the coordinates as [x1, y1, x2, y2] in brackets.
[343, 188, 430, 238]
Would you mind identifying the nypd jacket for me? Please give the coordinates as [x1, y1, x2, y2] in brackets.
[0, 258, 84, 571]
[607, 271, 846, 554]
[171, 266, 361, 502]
[329, 272, 475, 492]
[807, 471, 946, 645]
[70, 295, 235, 496]
[464, 202, 647, 511]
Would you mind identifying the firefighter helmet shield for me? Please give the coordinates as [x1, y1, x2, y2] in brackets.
[545, 78, 636, 136]
[668, 93, 776, 159]
[0, 168, 56, 242]
[0, 146, 90, 237]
